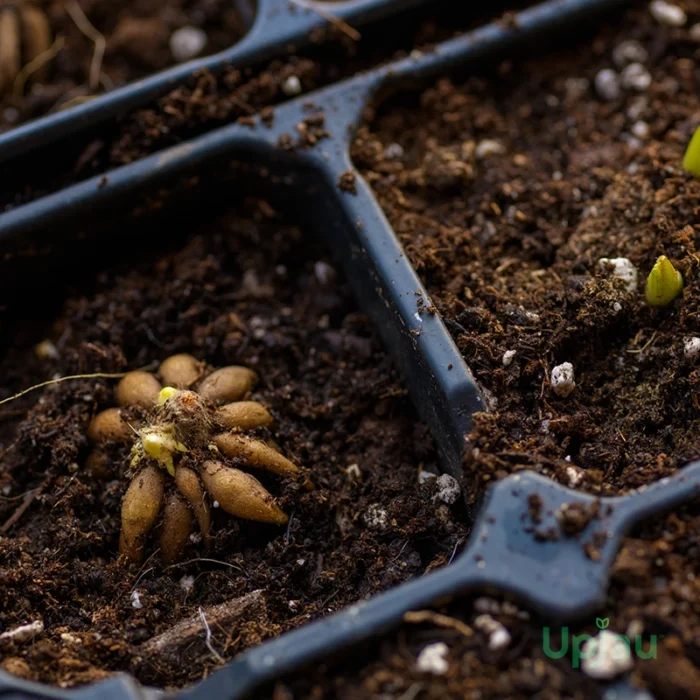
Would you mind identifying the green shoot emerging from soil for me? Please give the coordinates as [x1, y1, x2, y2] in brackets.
[645, 255, 683, 307]
[683, 124, 700, 178]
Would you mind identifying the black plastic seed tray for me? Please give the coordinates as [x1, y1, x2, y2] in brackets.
[0, 0, 431, 163]
[2, 0, 697, 699]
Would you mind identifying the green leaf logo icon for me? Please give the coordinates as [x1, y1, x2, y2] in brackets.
[596, 617, 610, 630]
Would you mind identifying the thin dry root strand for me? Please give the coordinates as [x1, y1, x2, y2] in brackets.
[213, 433, 311, 488]
[159, 493, 194, 565]
[198, 366, 258, 404]
[65, 0, 104, 91]
[159, 354, 203, 388]
[200, 460, 288, 525]
[0, 372, 129, 408]
[174, 466, 211, 546]
[13, 35, 64, 100]
[116, 371, 162, 408]
[215, 401, 274, 431]
[120, 466, 165, 563]
[87, 408, 134, 443]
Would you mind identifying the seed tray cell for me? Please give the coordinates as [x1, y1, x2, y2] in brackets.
[3, 1, 698, 699]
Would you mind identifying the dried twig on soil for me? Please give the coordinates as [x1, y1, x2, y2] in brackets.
[0, 620, 44, 645]
[403, 610, 473, 637]
[140, 591, 266, 666]
[288, 0, 361, 41]
[1, 483, 45, 534]
[65, 0, 104, 90]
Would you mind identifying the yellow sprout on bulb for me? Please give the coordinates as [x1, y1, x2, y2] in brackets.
[86, 355, 312, 564]
[645, 255, 683, 307]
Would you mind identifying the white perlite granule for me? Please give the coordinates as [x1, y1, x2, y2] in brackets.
[362, 504, 389, 531]
[649, 0, 687, 26]
[475, 139, 505, 159]
[598, 257, 639, 292]
[433, 474, 461, 505]
[684, 337, 700, 358]
[0, 620, 44, 645]
[582, 630, 634, 679]
[631, 121, 651, 140]
[594, 69, 620, 101]
[180, 575, 195, 593]
[282, 75, 302, 96]
[502, 349, 516, 367]
[474, 614, 511, 651]
[551, 362, 576, 397]
[169, 26, 207, 62]
[621, 63, 652, 91]
[612, 40, 648, 67]
[416, 642, 449, 675]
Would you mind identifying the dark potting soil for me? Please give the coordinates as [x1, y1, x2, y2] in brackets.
[0, 196, 466, 688]
[352, 0, 700, 502]
[0, 0, 245, 132]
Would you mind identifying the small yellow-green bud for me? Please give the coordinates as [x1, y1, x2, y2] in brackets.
[156, 386, 180, 406]
[140, 427, 187, 476]
[683, 125, 700, 177]
[645, 255, 683, 307]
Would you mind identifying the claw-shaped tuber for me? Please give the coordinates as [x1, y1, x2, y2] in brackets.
[88, 408, 133, 443]
[198, 366, 258, 404]
[215, 401, 274, 431]
[120, 466, 165, 563]
[213, 433, 303, 481]
[200, 460, 288, 525]
[174, 466, 211, 547]
[87, 355, 306, 563]
[159, 493, 194, 565]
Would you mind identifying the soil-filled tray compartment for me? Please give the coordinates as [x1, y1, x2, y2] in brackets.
[4, 0, 700, 699]
[264, 497, 700, 700]
[354, 0, 700, 499]
[0, 0, 527, 213]
[0, 188, 469, 690]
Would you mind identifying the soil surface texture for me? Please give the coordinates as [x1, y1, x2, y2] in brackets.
[352, 0, 700, 502]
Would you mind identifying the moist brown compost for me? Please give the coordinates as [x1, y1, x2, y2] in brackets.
[0, 197, 466, 688]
